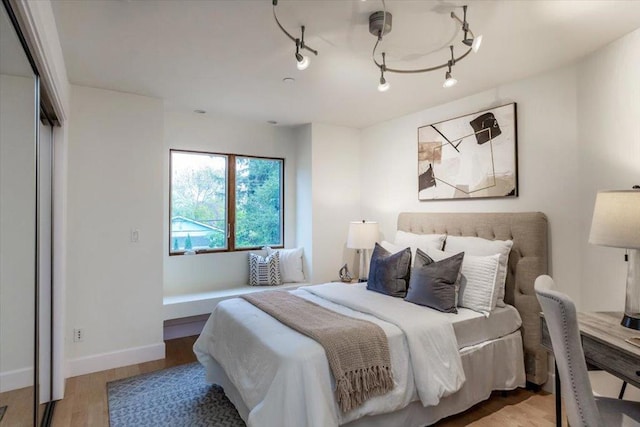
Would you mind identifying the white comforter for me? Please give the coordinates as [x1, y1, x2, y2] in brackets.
[194, 283, 465, 427]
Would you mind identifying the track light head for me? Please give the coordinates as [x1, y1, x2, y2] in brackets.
[377, 53, 390, 92]
[443, 70, 457, 88]
[378, 75, 390, 92]
[296, 55, 310, 70]
[463, 35, 482, 52]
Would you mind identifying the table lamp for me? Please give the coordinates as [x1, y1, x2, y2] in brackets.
[347, 220, 379, 282]
[589, 189, 640, 330]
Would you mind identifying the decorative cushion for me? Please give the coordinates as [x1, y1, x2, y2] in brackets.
[264, 247, 305, 283]
[249, 251, 282, 286]
[444, 236, 513, 307]
[457, 253, 501, 315]
[429, 249, 501, 315]
[404, 251, 464, 313]
[367, 243, 412, 297]
[392, 232, 446, 266]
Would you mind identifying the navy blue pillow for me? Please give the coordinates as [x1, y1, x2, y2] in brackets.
[367, 243, 412, 297]
[405, 252, 464, 313]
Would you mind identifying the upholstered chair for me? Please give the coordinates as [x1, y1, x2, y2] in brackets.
[534, 275, 640, 427]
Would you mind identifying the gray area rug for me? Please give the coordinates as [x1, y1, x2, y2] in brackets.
[107, 362, 245, 427]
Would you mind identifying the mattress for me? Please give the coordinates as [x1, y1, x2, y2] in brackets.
[343, 283, 522, 349]
[452, 304, 522, 348]
[195, 282, 525, 427]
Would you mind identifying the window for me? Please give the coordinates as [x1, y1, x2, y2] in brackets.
[170, 149, 283, 255]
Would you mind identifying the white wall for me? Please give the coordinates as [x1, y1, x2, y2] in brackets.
[577, 27, 640, 312]
[290, 123, 362, 285]
[360, 65, 582, 301]
[0, 74, 36, 391]
[308, 123, 362, 283]
[163, 111, 300, 296]
[65, 85, 164, 375]
[294, 124, 313, 280]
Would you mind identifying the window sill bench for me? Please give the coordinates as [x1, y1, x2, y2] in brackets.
[162, 282, 310, 339]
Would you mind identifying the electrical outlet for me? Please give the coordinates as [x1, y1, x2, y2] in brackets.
[73, 328, 84, 342]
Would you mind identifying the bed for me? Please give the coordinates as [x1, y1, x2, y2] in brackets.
[194, 211, 548, 427]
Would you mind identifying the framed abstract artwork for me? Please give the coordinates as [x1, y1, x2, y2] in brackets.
[417, 103, 518, 200]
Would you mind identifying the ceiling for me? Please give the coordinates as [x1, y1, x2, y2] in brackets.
[51, 0, 640, 129]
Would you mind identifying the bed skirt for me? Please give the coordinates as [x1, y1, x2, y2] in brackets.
[198, 330, 525, 427]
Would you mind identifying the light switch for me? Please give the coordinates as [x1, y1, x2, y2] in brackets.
[130, 229, 140, 243]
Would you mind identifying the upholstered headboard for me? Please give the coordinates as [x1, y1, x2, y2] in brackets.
[397, 212, 548, 386]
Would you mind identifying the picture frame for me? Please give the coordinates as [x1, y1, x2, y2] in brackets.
[417, 103, 518, 200]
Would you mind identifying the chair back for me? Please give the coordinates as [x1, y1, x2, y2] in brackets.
[534, 275, 604, 427]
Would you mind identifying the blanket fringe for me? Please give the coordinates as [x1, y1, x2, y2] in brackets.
[336, 365, 394, 413]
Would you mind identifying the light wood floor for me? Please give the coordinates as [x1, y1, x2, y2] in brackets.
[46, 335, 565, 427]
[0, 386, 35, 427]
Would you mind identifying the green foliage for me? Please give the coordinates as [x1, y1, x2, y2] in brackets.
[235, 157, 282, 248]
[208, 232, 224, 248]
[184, 234, 192, 250]
[173, 238, 179, 251]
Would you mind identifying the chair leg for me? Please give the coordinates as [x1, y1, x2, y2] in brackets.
[619, 381, 627, 399]
[555, 362, 562, 427]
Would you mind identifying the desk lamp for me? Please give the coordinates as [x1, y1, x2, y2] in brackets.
[589, 188, 640, 330]
[347, 220, 379, 282]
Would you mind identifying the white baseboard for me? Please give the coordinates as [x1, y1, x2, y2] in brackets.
[66, 342, 165, 378]
[0, 367, 33, 393]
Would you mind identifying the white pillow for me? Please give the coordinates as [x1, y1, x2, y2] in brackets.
[429, 249, 500, 316]
[444, 236, 513, 307]
[265, 247, 305, 283]
[393, 231, 446, 265]
[380, 240, 404, 254]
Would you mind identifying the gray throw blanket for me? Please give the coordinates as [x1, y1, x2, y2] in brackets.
[241, 290, 394, 413]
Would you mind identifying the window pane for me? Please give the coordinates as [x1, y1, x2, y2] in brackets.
[235, 157, 283, 248]
[170, 151, 227, 252]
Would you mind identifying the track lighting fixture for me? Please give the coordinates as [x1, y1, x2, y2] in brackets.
[460, 6, 482, 52]
[295, 37, 310, 70]
[273, 0, 318, 71]
[270, 1, 483, 89]
[377, 52, 390, 92]
[443, 70, 457, 88]
[443, 46, 458, 88]
[370, 2, 482, 91]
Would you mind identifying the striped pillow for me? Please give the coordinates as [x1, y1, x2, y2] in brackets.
[249, 252, 282, 286]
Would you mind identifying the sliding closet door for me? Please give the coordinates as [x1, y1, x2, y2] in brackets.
[0, 2, 38, 426]
[38, 120, 53, 422]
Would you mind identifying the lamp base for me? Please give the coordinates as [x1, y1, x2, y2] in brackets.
[621, 314, 640, 330]
[622, 249, 640, 331]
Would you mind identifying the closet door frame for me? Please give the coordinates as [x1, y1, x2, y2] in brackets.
[1, 0, 56, 425]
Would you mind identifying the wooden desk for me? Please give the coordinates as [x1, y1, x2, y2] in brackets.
[541, 312, 640, 427]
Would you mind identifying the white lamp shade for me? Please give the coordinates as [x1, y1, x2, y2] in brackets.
[589, 190, 640, 249]
[347, 221, 379, 249]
